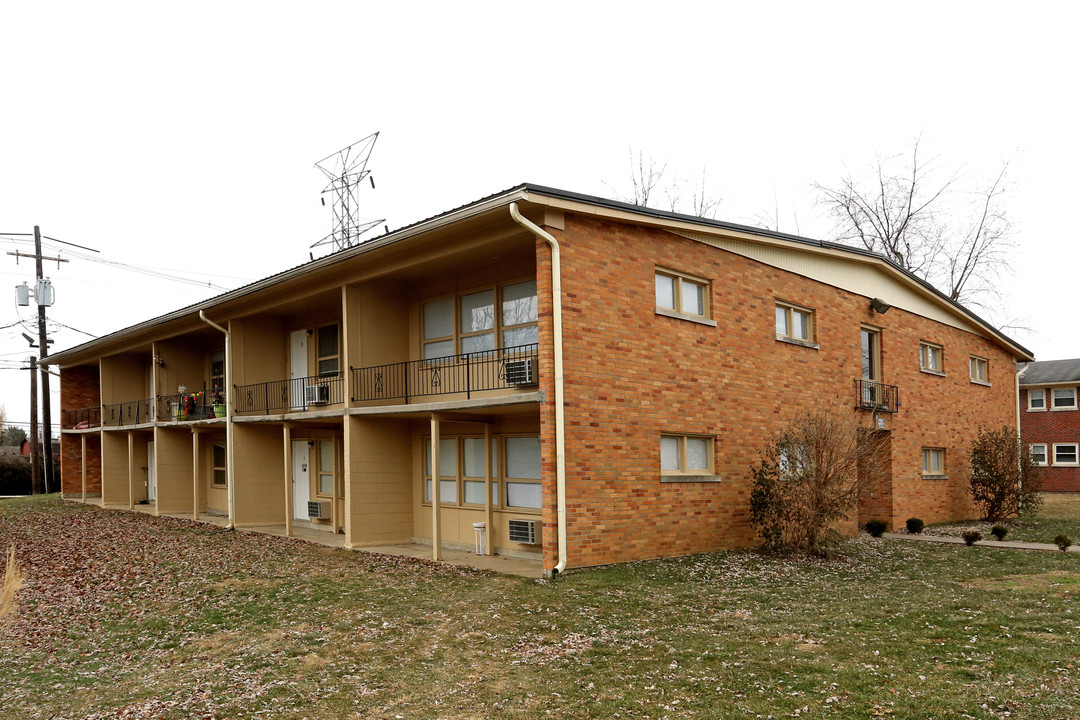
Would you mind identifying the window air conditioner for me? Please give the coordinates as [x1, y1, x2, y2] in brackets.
[307, 501, 331, 519]
[508, 518, 539, 545]
[305, 383, 330, 406]
[504, 358, 536, 386]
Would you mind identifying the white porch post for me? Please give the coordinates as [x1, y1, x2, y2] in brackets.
[283, 425, 293, 537]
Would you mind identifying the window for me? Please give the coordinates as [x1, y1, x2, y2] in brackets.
[775, 302, 814, 343]
[778, 443, 809, 480]
[424, 438, 458, 503]
[210, 350, 225, 390]
[655, 269, 709, 319]
[316, 325, 340, 376]
[212, 443, 227, 487]
[1053, 443, 1079, 466]
[861, 327, 881, 381]
[1052, 387, 1077, 410]
[969, 356, 989, 384]
[1028, 389, 1046, 411]
[422, 281, 539, 359]
[660, 434, 714, 476]
[317, 440, 335, 495]
[922, 448, 946, 476]
[1030, 444, 1048, 466]
[463, 437, 499, 506]
[505, 435, 542, 509]
[919, 342, 943, 374]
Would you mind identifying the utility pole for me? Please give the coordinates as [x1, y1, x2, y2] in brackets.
[33, 227, 55, 493]
[29, 356, 42, 494]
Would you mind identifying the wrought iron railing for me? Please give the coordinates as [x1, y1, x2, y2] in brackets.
[233, 372, 345, 415]
[855, 379, 900, 413]
[64, 405, 101, 429]
[351, 343, 540, 403]
[158, 390, 227, 422]
[102, 399, 154, 427]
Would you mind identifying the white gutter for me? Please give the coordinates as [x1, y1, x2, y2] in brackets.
[199, 311, 236, 530]
[509, 202, 568, 576]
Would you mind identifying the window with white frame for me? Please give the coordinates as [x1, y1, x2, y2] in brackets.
[660, 433, 714, 476]
[969, 356, 989, 384]
[1053, 443, 1079, 466]
[919, 342, 943, 373]
[1030, 444, 1048, 466]
[1052, 387, 1077, 410]
[922, 447, 946, 476]
[1028, 389, 1046, 411]
[212, 442, 227, 487]
[655, 269, 710, 319]
[422, 281, 538, 360]
[775, 302, 814, 343]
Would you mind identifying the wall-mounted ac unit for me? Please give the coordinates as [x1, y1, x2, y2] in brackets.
[505, 358, 536, 386]
[508, 518, 539, 545]
[305, 383, 330, 406]
[307, 501, 331, 519]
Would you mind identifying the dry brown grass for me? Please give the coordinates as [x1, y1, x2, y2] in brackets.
[0, 547, 24, 626]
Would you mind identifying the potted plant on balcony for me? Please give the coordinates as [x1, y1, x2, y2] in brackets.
[210, 388, 226, 419]
[172, 385, 186, 421]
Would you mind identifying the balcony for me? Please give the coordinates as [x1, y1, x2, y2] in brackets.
[855, 379, 900, 414]
[233, 372, 345, 415]
[102, 399, 154, 428]
[64, 406, 102, 430]
[351, 343, 540, 403]
[157, 391, 228, 422]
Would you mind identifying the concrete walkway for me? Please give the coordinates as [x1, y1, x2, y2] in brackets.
[885, 531, 1080, 553]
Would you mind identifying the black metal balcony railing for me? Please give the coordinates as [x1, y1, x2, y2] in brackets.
[158, 391, 228, 422]
[351, 343, 540, 403]
[855, 379, 900, 413]
[64, 405, 101, 430]
[102, 399, 155, 427]
[233, 372, 345, 415]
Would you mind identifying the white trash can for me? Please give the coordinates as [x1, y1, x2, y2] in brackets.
[473, 522, 487, 554]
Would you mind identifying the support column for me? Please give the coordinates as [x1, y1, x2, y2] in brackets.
[283, 425, 293, 537]
[80, 434, 87, 503]
[430, 414, 441, 561]
[484, 424, 493, 555]
[192, 430, 201, 521]
[127, 431, 135, 509]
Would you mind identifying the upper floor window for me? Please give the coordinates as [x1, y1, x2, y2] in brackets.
[775, 302, 814, 344]
[1052, 387, 1077, 410]
[317, 325, 340, 376]
[969, 356, 989, 384]
[210, 350, 225, 389]
[919, 342, 943, 374]
[861, 327, 882, 382]
[655, 269, 710, 319]
[1028, 389, 1046, 410]
[423, 280, 538, 360]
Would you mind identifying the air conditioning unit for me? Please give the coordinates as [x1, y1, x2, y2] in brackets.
[505, 358, 536, 386]
[508, 518, 539, 545]
[307, 501, 331, 519]
[305, 383, 330, 406]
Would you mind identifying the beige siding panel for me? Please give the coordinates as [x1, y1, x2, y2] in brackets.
[673, 230, 982, 335]
[232, 423, 285, 526]
[231, 317, 286, 388]
[154, 427, 194, 513]
[100, 354, 152, 406]
[346, 416, 413, 547]
[100, 432, 129, 505]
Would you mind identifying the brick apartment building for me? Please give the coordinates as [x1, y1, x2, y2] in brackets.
[1018, 359, 1080, 492]
[47, 184, 1033, 575]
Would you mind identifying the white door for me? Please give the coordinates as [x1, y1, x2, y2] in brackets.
[292, 440, 310, 521]
[147, 442, 156, 502]
[290, 330, 308, 411]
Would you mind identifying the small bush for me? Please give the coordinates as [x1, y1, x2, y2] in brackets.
[905, 518, 924, 535]
[990, 525, 1008, 541]
[1054, 534, 1072, 552]
[865, 519, 888, 538]
[962, 530, 982, 546]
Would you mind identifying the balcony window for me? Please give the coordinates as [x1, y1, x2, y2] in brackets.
[459, 290, 495, 353]
[501, 280, 539, 347]
[422, 281, 539, 359]
[317, 325, 340, 376]
[423, 299, 455, 359]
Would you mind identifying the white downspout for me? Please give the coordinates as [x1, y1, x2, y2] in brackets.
[509, 202, 568, 576]
[200, 311, 235, 530]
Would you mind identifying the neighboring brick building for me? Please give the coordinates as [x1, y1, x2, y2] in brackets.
[46, 184, 1033, 574]
[1018, 359, 1080, 492]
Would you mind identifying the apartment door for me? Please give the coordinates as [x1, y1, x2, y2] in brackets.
[290, 330, 308, 411]
[292, 440, 310, 520]
[147, 441, 156, 502]
[860, 327, 882, 406]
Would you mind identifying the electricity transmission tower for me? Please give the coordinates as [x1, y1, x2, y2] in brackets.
[312, 132, 385, 253]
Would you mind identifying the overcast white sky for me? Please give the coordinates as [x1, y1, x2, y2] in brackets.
[2, 1, 1077, 435]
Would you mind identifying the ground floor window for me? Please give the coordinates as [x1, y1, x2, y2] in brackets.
[660, 433, 714, 476]
[1030, 444, 1048, 466]
[423, 434, 539, 510]
[1053, 443, 1078, 466]
[921, 447, 945, 476]
[212, 443, 227, 487]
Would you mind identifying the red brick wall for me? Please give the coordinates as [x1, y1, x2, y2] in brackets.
[544, 214, 1020, 569]
[1018, 387, 1080, 492]
[59, 364, 100, 496]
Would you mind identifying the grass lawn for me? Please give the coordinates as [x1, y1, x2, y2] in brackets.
[1, 496, 1078, 719]
[928, 493, 1080, 545]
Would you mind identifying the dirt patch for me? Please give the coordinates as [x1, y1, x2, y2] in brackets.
[965, 571, 1080, 592]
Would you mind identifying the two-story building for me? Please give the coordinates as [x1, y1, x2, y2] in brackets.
[1018, 358, 1080, 492]
[48, 184, 1033, 574]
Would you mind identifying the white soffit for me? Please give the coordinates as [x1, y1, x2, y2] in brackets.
[672, 230, 981, 336]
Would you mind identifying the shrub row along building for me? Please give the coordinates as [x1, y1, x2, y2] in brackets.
[48, 184, 1033, 574]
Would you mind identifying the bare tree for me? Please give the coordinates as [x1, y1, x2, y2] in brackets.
[969, 426, 1042, 521]
[814, 139, 1014, 310]
[606, 148, 722, 218]
[749, 405, 889, 557]
[606, 148, 668, 208]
